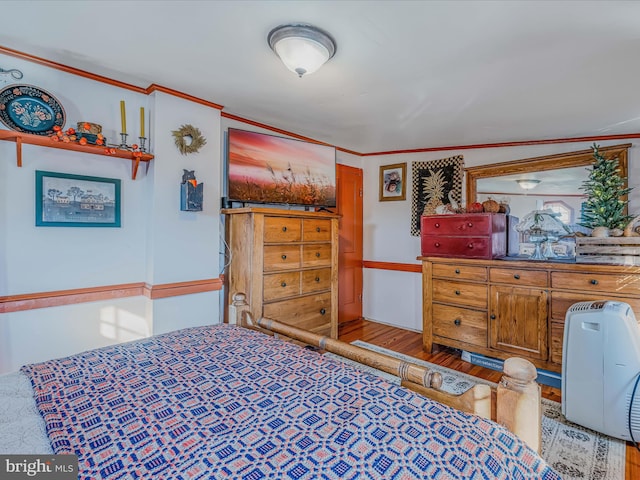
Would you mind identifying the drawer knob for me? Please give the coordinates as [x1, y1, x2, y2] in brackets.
[455, 290, 461, 295]
[315, 252, 321, 258]
[320, 308, 326, 315]
[490, 314, 496, 320]
[468, 222, 473, 227]
[281, 254, 287, 260]
[590, 279, 599, 285]
[514, 274, 520, 280]
[434, 242, 441, 248]
[316, 227, 321, 232]
[315, 277, 320, 282]
[467, 243, 474, 249]
[434, 223, 440, 228]
[455, 269, 460, 274]
[281, 282, 287, 287]
[282, 226, 287, 232]
[454, 318, 461, 326]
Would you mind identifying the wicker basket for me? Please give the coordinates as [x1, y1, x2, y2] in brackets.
[575, 237, 640, 265]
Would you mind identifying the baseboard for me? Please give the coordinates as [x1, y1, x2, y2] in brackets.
[462, 351, 562, 389]
[361, 317, 422, 333]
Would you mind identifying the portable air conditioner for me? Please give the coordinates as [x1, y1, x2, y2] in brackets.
[562, 300, 640, 441]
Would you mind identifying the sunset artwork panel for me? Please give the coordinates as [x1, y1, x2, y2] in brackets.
[227, 128, 336, 207]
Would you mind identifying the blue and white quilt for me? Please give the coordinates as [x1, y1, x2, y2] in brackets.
[21, 324, 560, 479]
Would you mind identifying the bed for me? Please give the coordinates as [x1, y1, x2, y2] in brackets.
[2, 315, 560, 479]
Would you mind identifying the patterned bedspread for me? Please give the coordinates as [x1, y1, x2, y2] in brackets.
[21, 324, 560, 479]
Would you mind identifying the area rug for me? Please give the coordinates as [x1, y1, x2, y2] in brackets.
[325, 340, 625, 480]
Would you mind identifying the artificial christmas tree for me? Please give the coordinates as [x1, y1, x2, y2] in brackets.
[579, 143, 633, 232]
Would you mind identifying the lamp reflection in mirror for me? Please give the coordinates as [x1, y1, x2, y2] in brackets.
[516, 179, 541, 190]
[268, 24, 336, 77]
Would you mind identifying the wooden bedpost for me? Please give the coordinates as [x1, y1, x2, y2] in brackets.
[496, 357, 541, 453]
[229, 292, 253, 327]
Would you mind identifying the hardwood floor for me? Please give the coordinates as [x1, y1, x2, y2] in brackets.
[338, 318, 640, 480]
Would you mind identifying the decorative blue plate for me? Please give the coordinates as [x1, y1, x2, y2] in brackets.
[0, 84, 65, 135]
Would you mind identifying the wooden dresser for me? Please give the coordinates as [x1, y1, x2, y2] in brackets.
[420, 256, 640, 372]
[223, 207, 339, 338]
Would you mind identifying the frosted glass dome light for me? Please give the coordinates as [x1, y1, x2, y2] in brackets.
[268, 24, 337, 77]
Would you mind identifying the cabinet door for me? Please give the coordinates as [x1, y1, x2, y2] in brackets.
[490, 285, 548, 360]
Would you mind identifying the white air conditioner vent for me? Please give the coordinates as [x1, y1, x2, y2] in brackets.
[566, 301, 606, 313]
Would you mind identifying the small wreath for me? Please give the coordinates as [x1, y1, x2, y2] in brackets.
[172, 124, 206, 155]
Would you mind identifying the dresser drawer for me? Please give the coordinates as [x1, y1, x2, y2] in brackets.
[432, 263, 487, 281]
[302, 268, 331, 293]
[551, 291, 640, 320]
[422, 236, 495, 259]
[264, 271, 301, 301]
[432, 304, 487, 347]
[302, 244, 332, 267]
[551, 271, 640, 296]
[264, 217, 301, 242]
[421, 214, 505, 236]
[303, 219, 332, 242]
[264, 245, 301, 271]
[263, 293, 332, 334]
[490, 268, 548, 287]
[432, 279, 488, 309]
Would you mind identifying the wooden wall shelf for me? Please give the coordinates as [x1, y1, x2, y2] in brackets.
[0, 129, 154, 180]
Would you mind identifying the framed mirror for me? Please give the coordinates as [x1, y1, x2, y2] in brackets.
[466, 143, 629, 223]
[465, 143, 630, 256]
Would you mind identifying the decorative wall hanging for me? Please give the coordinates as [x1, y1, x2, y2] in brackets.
[180, 169, 203, 211]
[410, 155, 464, 236]
[172, 124, 206, 155]
[0, 84, 65, 135]
[379, 163, 406, 201]
[35, 170, 121, 227]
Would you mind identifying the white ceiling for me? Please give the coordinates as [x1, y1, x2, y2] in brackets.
[1, 0, 639, 154]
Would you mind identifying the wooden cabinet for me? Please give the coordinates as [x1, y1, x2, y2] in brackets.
[420, 213, 506, 259]
[490, 285, 548, 360]
[420, 256, 640, 372]
[224, 207, 339, 338]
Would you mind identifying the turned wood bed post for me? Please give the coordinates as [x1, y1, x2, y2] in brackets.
[497, 357, 542, 453]
[228, 292, 251, 326]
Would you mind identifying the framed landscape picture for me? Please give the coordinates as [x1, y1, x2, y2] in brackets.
[379, 163, 406, 201]
[35, 170, 121, 227]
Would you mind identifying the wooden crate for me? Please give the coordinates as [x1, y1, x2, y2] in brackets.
[575, 237, 640, 265]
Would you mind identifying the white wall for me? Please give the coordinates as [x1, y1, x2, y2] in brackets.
[0, 52, 223, 373]
[362, 141, 639, 331]
[3, 50, 637, 370]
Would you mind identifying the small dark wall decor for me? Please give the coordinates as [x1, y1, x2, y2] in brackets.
[180, 169, 203, 211]
[410, 155, 464, 236]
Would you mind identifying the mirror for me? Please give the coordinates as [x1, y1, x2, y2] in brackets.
[465, 143, 630, 255]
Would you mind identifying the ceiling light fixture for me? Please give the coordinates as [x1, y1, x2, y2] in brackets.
[268, 23, 336, 78]
[516, 179, 541, 190]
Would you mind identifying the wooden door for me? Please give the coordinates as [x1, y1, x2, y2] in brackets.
[336, 164, 363, 324]
[490, 285, 548, 360]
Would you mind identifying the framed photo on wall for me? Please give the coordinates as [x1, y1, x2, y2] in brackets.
[379, 163, 406, 201]
[36, 170, 121, 227]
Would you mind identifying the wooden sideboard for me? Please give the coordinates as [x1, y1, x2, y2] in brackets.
[419, 256, 640, 372]
[224, 207, 339, 338]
